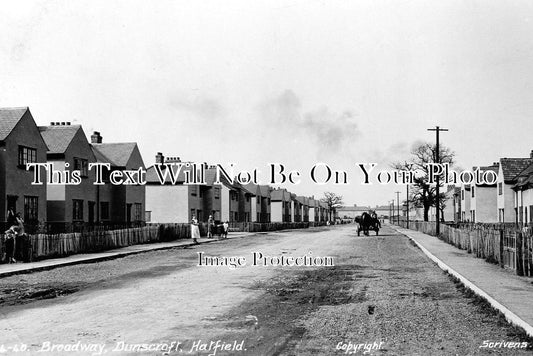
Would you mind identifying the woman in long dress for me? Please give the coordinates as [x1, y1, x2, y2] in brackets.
[191, 215, 200, 244]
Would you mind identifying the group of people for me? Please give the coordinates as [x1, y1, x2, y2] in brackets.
[3, 209, 25, 263]
[190, 215, 229, 244]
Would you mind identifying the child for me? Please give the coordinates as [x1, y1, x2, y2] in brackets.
[222, 221, 229, 239]
[4, 226, 18, 263]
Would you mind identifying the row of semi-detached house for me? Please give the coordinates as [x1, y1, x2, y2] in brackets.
[0, 107, 145, 231]
[0, 107, 329, 230]
[144, 152, 331, 223]
[454, 149, 533, 224]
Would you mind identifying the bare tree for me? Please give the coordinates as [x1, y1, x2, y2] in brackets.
[392, 142, 455, 221]
[321, 192, 344, 221]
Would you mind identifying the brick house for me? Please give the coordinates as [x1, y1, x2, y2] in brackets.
[236, 181, 254, 222]
[0, 107, 48, 229]
[90, 132, 145, 225]
[512, 162, 533, 225]
[39, 123, 98, 229]
[145, 154, 205, 223]
[296, 196, 309, 222]
[291, 193, 302, 222]
[244, 182, 271, 223]
[245, 184, 271, 223]
[308, 198, 319, 222]
[496, 155, 533, 223]
[460, 184, 471, 222]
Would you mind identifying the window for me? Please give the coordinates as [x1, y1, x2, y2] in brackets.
[191, 185, 197, 196]
[498, 182, 503, 196]
[214, 187, 220, 199]
[24, 196, 38, 221]
[471, 187, 475, 198]
[18, 146, 37, 168]
[74, 157, 89, 177]
[100, 202, 110, 220]
[461, 190, 464, 200]
[246, 195, 250, 202]
[73, 200, 83, 221]
[134, 203, 143, 221]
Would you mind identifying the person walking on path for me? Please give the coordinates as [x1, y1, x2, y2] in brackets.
[14, 213, 26, 261]
[207, 215, 214, 238]
[190, 215, 200, 244]
[4, 226, 17, 263]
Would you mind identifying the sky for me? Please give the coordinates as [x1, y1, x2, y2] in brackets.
[2, 0, 533, 206]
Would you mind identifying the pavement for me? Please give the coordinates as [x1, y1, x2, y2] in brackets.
[0, 231, 256, 277]
[393, 224, 533, 337]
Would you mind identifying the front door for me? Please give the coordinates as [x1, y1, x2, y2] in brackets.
[88, 201, 95, 224]
[126, 204, 132, 224]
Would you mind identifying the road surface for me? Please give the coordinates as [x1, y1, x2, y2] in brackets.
[0, 225, 531, 355]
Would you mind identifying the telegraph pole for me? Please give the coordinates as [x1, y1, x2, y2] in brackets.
[427, 126, 448, 236]
[406, 184, 409, 229]
[395, 191, 401, 225]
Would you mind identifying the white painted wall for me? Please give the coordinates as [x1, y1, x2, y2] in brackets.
[271, 201, 282, 222]
[472, 185, 498, 223]
[221, 185, 230, 222]
[46, 160, 66, 200]
[250, 196, 257, 222]
[145, 185, 189, 223]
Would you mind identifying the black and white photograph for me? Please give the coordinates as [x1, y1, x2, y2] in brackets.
[1, 1, 533, 355]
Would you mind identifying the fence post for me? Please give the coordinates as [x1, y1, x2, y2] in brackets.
[499, 229, 504, 268]
[516, 232, 524, 276]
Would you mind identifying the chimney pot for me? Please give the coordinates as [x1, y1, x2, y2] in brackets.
[91, 131, 103, 144]
[155, 152, 164, 164]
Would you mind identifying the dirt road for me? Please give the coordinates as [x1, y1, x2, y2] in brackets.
[0, 225, 531, 355]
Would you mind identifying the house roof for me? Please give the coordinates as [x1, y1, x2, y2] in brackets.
[38, 125, 81, 154]
[91, 143, 137, 167]
[0, 107, 29, 141]
[270, 188, 291, 201]
[500, 158, 533, 183]
[296, 196, 308, 205]
[474, 164, 499, 187]
[239, 182, 256, 195]
[258, 185, 271, 197]
[145, 163, 191, 184]
[513, 162, 533, 190]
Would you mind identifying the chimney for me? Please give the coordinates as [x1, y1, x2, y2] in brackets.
[530, 150, 533, 159]
[91, 131, 102, 144]
[155, 152, 164, 164]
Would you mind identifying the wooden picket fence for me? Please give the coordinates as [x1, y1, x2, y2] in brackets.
[398, 220, 533, 277]
[0, 223, 192, 263]
[0, 220, 329, 264]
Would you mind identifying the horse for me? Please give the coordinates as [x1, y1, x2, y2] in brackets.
[355, 211, 380, 236]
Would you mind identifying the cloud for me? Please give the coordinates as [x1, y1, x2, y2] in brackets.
[256, 90, 361, 154]
[169, 95, 226, 121]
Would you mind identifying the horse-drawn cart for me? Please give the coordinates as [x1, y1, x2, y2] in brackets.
[355, 212, 380, 236]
